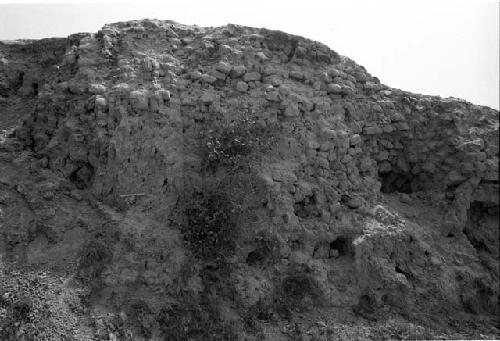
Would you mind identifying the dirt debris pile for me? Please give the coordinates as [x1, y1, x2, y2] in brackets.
[0, 19, 498, 340]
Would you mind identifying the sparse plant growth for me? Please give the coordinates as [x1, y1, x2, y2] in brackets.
[369, 318, 437, 341]
[201, 116, 278, 172]
[242, 297, 278, 335]
[76, 239, 112, 282]
[0, 296, 32, 340]
[246, 232, 281, 267]
[181, 185, 239, 261]
[156, 297, 237, 341]
[0, 267, 90, 340]
[126, 300, 157, 338]
[244, 267, 324, 327]
[279, 273, 322, 313]
[169, 114, 280, 339]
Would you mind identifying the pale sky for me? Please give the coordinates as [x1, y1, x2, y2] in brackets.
[0, 0, 498, 109]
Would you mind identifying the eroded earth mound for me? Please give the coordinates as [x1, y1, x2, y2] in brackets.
[0, 19, 498, 340]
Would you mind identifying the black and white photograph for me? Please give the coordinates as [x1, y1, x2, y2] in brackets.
[0, 0, 498, 340]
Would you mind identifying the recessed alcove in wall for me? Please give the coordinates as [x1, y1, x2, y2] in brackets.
[330, 236, 354, 258]
[379, 171, 416, 194]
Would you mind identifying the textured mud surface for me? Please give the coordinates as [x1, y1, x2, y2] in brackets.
[0, 19, 498, 340]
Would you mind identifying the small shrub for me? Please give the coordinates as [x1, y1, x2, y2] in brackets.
[157, 299, 237, 341]
[0, 297, 32, 340]
[11, 298, 31, 322]
[182, 186, 238, 261]
[278, 272, 322, 314]
[76, 239, 112, 282]
[246, 232, 281, 267]
[199, 260, 236, 299]
[244, 297, 277, 332]
[201, 116, 277, 172]
[0, 316, 18, 340]
[244, 269, 323, 324]
[126, 300, 156, 338]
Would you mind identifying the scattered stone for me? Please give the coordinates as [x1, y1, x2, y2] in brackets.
[230, 65, 246, 78]
[350, 134, 362, 146]
[342, 194, 362, 209]
[255, 51, 268, 61]
[211, 69, 227, 80]
[289, 70, 304, 81]
[201, 73, 217, 84]
[158, 89, 171, 101]
[89, 83, 107, 94]
[190, 70, 202, 80]
[129, 89, 149, 110]
[95, 96, 107, 108]
[363, 126, 382, 135]
[236, 81, 248, 92]
[327, 68, 340, 78]
[284, 103, 300, 117]
[327, 83, 342, 94]
[243, 72, 261, 82]
[265, 88, 280, 102]
[393, 122, 410, 131]
[200, 91, 215, 104]
[216, 61, 232, 74]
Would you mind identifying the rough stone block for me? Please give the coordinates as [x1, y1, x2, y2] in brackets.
[236, 81, 248, 93]
[211, 69, 227, 80]
[201, 73, 217, 83]
[363, 126, 382, 135]
[327, 68, 340, 78]
[230, 65, 246, 78]
[284, 103, 300, 117]
[327, 83, 342, 94]
[382, 125, 394, 133]
[393, 122, 410, 131]
[129, 89, 149, 110]
[289, 70, 304, 80]
[350, 134, 362, 146]
[216, 61, 232, 74]
[200, 91, 215, 104]
[243, 72, 262, 82]
[255, 51, 268, 61]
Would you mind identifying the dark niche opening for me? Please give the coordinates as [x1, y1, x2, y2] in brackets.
[290, 239, 303, 251]
[463, 201, 499, 254]
[15, 71, 25, 89]
[380, 171, 417, 194]
[32, 82, 39, 96]
[246, 246, 273, 267]
[329, 236, 354, 258]
[353, 294, 376, 317]
[293, 194, 320, 219]
[69, 163, 95, 189]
